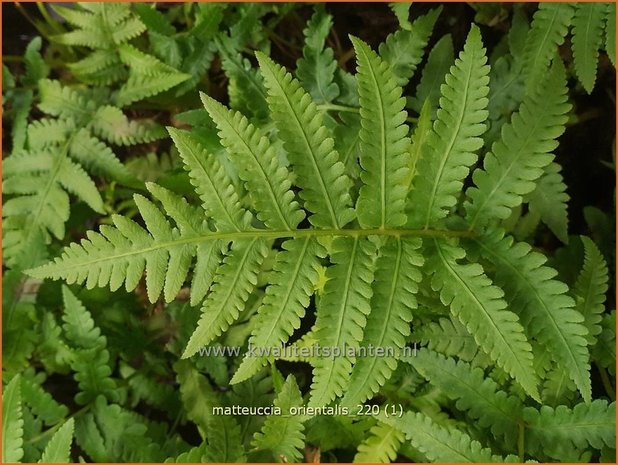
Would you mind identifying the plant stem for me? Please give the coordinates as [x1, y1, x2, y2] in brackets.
[317, 103, 419, 123]
[597, 363, 615, 400]
[517, 421, 525, 461]
[25, 404, 91, 445]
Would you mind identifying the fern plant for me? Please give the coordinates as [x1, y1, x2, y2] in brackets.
[30, 20, 593, 404]
[4, 2, 616, 463]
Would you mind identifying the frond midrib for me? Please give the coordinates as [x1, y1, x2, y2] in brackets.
[35, 227, 472, 273]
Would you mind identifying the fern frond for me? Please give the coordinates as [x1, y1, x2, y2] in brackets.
[69, 129, 136, 184]
[383, 412, 509, 462]
[407, 25, 490, 228]
[353, 422, 404, 463]
[425, 238, 539, 400]
[524, 400, 616, 459]
[2, 376, 24, 463]
[90, 106, 166, 146]
[256, 52, 355, 229]
[572, 2, 606, 93]
[296, 8, 339, 104]
[39, 418, 74, 463]
[114, 72, 190, 107]
[522, 3, 575, 87]
[592, 311, 616, 376]
[252, 375, 305, 463]
[526, 161, 570, 244]
[574, 236, 609, 346]
[605, 3, 616, 66]
[342, 237, 423, 406]
[168, 127, 253, 231]
[183, 239, 269, 358]
[351, 36, 410, 229]
[20, 378, 68, 427]
[200, 92, 305, 230]
[309, 237, 376, 407]
[411, 350, 524, 443]
[467, 230, 591, 401]
[38, 79, 94, 124]
[414, 316, 486, 365]
[61, 287, 117, 405]
[379, 8, 441, 86]
[216, 35, 269, 120]
[233, 237, 324, 384]
[465, 60, 570, 230]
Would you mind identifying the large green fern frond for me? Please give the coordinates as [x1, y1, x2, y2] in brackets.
[572, 2, 607, 94]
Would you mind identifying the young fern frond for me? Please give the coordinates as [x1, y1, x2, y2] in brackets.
[351, 36, 410, 229]
[465, 60, 571, 230]
[465, 230, 592, 402]
[407, 25, 490, 229]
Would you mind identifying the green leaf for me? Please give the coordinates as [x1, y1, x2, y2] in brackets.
[256, 51, 355, 229]
[379, 7, 441, 86]
[466, 61, 570, 230]
[351, 36, 410, 229]
[342, 237, 423, 406]
[309, 237, 376, 406]
[296, 8, 339, 103]
[233, 237, 324, 383]
[384, 412, 510, 462]
[522, 3, 575, 87]
[572, 2, 606, 93]
[39, 418, 74, 463]
[574, 236, 609, 346]
[466, 230, 591, 402]
[200, 92, 305, 230]
[354, 422, 404, 463]
[524, 400, 616, 460]
[252, 375, 305, 462]
[183, 238, 269, 358]
[425, 238, 539, 400]
[2, 376, 24, 463]
[408, 34, 454, 115]
[526, 162, 570, 244]
[605, 3, 616, 66]
[410, 350, 524, 444]
[407, 25, 490, 228]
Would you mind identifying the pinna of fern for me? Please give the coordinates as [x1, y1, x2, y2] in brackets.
[30, 23, 595, 411]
